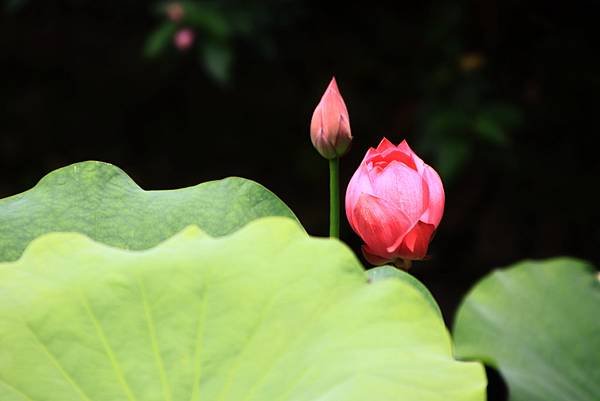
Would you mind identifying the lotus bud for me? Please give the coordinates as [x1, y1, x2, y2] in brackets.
[310, 77, 352, 159]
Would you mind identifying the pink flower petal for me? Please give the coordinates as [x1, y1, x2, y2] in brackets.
[370, 148, 417, 170]
[389, 221, 436, 260]
[375, 137, 396, 152]
[319, 79, 350, 140]
[345, 165, 375, 229]
[370, 160, 426, 223]
[399, 140, 427, 173]
[420, 165, 445, 227]
[351, 193, 413, 257]
[363, 147, 380, 163]
[397, 139, 413, 154]
[310, 128, 336, 159]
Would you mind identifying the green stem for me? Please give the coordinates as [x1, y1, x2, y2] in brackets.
[329, 158, 340, 238]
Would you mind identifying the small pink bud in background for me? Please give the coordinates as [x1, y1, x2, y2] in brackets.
[166, 2, 184, 22]
[345, 138, 445, 267]
[174, 28, 195, 51]
[310, 77, 352, 159]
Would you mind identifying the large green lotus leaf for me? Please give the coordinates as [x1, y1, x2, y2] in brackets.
[0, 161, 298, 262]
[0, 218, 485, 401]
[453, 258, 600, 401]
[367, 265, 443, 319]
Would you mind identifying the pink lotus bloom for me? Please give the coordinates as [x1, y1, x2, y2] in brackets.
[166, 2, 184, 22]
[174, 28, 195, 51]
[345, 138, 445, 267]
[310, 77, 352, 159]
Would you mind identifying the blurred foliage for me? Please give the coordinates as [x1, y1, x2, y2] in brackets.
[415, 3, 522, 181]
[142, 1, 522, 180]
[145, 1, 300, 85]
[4, 0, 522, 179]
[417, 73, 521, 181]
[3, 0, 24, 11]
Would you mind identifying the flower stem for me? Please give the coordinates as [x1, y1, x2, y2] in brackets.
[329, 157, 340, 238]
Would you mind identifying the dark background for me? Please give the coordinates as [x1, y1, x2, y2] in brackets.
[2, 1, 599, 398]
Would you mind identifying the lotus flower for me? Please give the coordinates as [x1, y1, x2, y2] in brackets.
[345, 138, 445, 267]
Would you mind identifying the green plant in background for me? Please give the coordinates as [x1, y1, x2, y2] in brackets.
[4, 0, 522, 186]
[2, 0, 26, 11]
[415, 3, 522, 182]
[417, 62, 522, 181]
[144, 1, 288, 85]
[141, 0, 523, 183]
